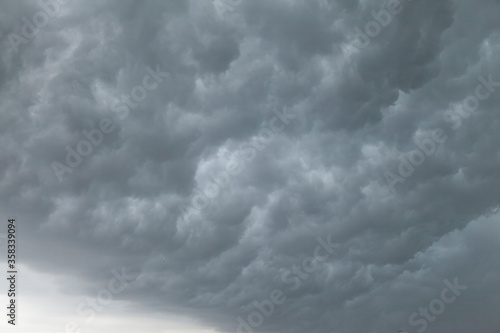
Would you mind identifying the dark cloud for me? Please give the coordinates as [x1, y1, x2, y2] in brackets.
[1, 0, 500, 332]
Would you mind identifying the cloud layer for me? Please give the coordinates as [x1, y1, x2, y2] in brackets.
[1, 0, 500, 332]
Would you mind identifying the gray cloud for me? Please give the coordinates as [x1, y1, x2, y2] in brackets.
[1, 0, 500, 332]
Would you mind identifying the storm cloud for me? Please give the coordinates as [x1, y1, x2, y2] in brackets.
[1, 0, 500, 332]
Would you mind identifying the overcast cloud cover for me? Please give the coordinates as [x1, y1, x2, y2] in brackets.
[1, 0, 500, 332]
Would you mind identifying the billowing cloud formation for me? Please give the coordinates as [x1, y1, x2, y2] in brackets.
[1, 0, 500, 332]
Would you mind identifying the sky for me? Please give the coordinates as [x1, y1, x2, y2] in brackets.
[1, 0, 500, 332]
